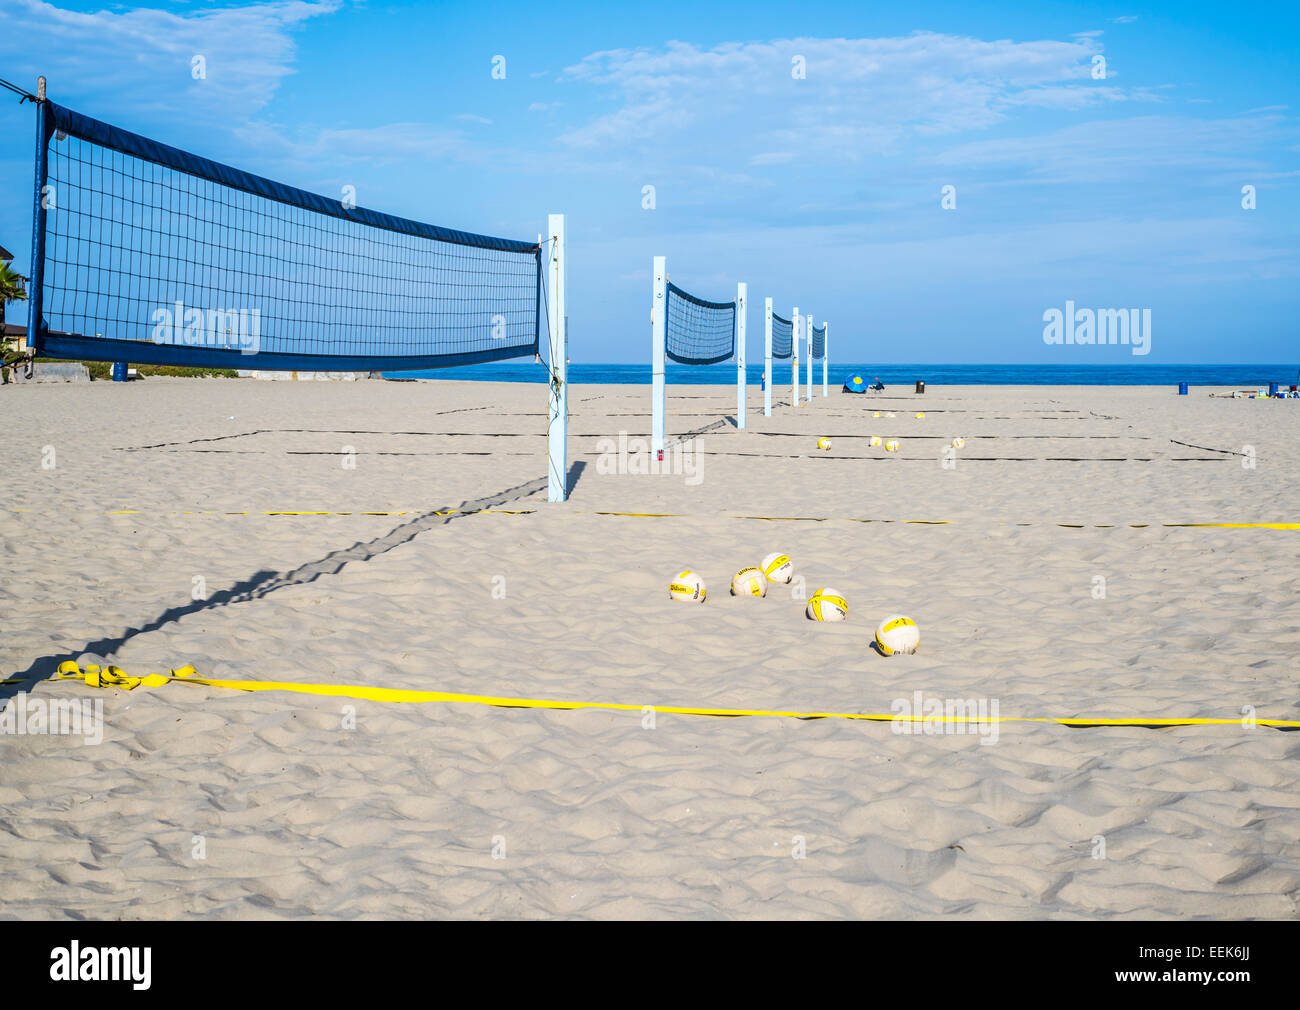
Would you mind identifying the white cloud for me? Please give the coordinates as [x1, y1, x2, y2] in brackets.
[930, 111, 1296, 185]
[558, 33, 1120, 164]
[0, 0, 338, 124]
[457, 114, 494, 124]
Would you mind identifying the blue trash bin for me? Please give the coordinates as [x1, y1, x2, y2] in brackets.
[1268, 382, 1279, 397]
[112, 362, 128, 382]
[1178, 382, 1188, 395]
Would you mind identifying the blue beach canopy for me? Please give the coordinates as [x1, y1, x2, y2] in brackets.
[843, 373, 867, 393]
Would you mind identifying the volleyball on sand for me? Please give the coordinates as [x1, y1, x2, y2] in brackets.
[731, 567, 767, 597]
[761, 552, 794, 584]
[806, 588, 848, 622]
[669, 570, 707, 602]
[876, 615, 920, 654]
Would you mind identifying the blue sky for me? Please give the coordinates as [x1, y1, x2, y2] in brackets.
[1, 0, 1297, 363]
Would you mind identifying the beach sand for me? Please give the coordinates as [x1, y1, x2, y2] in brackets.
[2, 377, 1298, 919]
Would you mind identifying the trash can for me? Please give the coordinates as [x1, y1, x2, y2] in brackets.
[1268, 382, 1279, 397]
[1178, 382, 1188, 395]
[112, 362, 128, 382]
[915, 380, 925, 394]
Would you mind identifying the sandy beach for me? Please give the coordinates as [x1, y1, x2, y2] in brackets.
[2, 376, 1298, 920]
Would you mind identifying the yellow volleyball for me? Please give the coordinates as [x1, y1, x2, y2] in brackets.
[761, 552, 794, 584]
[730, 567, 767, 597]
[869, 435, 882, 447]
[884, 438, 901, 452]
[951, 437, 966, 449]
[875, 615, 920, 655]
[817, 437, 832, 450]
[669, 570, 707, 602]
[915, 412, 925, 419]
[806, 587, 848, 622]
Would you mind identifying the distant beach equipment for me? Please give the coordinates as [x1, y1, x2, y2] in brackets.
[873, 411, 881, 418]
[886, 412, 895, 418]
[669, 570, 707, 602]
[951, 437, 966, 448]
[731, 567, 767, 597]
[761, 553, 794, 584]
[876, 615, 920, 655]
[806, 588, 848, 622]
[817, 437, 832, 450]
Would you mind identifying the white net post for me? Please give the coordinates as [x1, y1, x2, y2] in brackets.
[651, 256, 667, 457]
[547, 214, 568, 502]
[822, 321, 829, 397]
[792, 307, 800, 408]
[806, 313, 814, 404]
[735, 281, 747, 429]
[763, 297, 773, 417]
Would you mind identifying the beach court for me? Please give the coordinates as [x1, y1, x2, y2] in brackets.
[3, 376, 1298, 919]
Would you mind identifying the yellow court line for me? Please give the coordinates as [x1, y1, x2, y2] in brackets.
[3, 663, 1296, 731]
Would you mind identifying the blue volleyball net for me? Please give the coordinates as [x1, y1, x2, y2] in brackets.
[771, 312, 793, 359]
[29, 101, 542, 371]
[811, 323, 826, 359]
[664, 282, 735, 366]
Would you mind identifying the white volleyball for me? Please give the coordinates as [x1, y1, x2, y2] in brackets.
[806, 588, 848, 622]
[816, 437, 832, 450]
[884, 438, 901, 453]
[761, 552, 794, 584]
[731, 566, 767, 597]
[869, 435, 882, 447]
[669, 570, 707, 602]
[875, 615, 920, 655]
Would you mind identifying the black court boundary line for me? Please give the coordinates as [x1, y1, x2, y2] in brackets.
[1170, 438, 1250, 457]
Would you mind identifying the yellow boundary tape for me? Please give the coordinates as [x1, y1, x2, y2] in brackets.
[4, 663, 1296, 730]
[6, 507, 1299, 529]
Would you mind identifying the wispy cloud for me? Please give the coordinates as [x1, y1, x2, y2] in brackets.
[558, 33, 1122, 164]
[0, 0, 339, 124]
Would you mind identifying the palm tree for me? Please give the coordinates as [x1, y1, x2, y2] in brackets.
[1, 260, 31, 381]
[0, 259, 26, 307]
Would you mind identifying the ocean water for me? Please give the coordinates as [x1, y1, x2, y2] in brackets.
[387, 362, 1300, 387]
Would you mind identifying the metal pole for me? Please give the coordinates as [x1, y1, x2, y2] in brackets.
[791, 307, 800, 408]
[763, 296, 773, 417]
[823, 321, 829, 397]
[806, 313, 814, 404]
[547, 214, 567, 502]
[651, 256, 667, 457]
[27, 76, 48, 360]
[735, 282, 746, 429]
